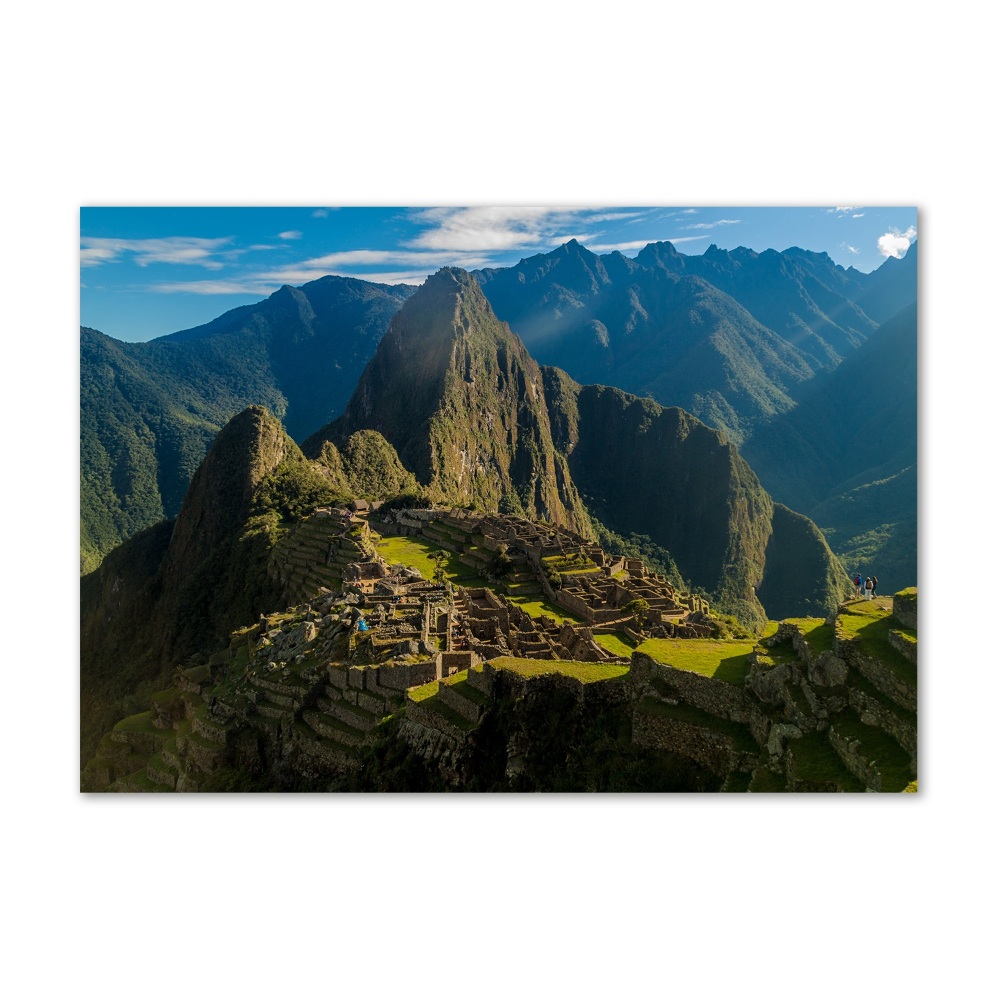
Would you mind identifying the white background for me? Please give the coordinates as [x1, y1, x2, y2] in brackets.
[2, 2, 994, 997]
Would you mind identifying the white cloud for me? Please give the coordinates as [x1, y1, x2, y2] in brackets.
[588, 235, 711, 253]
[149, 280, 275, 295]
[680, 208, 699, 214]
[311, 209, 329, 218]
[150, 269, 430, 295]
[852, 213, 865, 218]
[298, 249, 491, 269]
[827, 206, 862, 214]
[843, 244, 861, 255]
[407, 207, 631, 253]
[877, 225, 918, 258]
[80, 236, 232, 269]
[682, 219, 741, 230]
[278, 230, 302, 240]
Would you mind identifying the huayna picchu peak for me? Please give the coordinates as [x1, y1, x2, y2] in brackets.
[80, 209, 917, 794]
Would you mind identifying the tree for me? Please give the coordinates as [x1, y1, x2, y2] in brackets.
[622, 598, 650, 629]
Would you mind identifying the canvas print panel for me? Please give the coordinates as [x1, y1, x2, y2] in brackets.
[80, 206, 917, 792]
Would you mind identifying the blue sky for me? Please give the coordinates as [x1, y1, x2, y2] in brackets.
[81, 205, 918, 342]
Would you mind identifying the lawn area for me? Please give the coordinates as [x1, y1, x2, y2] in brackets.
[375, 533, 581, 624]
[507, 596, 581, 624]
[594, 632, 637, 658]
[489, 657, 630, 684]
[407, 679, 440, 702]
[635, 637, 756, 684]
[375, 533, 488, 588]
[783, 617, 834, 656]
[837, 601, 917, 688]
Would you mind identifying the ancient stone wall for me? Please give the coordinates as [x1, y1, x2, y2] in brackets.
[893, 590, 918, 630]
[629, 653, 755, 723]
[631, 710, 757, 776]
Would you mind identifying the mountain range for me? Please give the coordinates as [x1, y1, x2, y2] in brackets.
[81, 276, 413, 572]
[80, 238, 916, 591]
[81, 268, 853, 766]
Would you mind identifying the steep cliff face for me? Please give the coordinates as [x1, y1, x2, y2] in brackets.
[306, 268, 591, 532]
[543, 372, 774, 622]
[160, 406, 291, 596]
[757, 504, 851, 619]
[81, 407, 307, 763]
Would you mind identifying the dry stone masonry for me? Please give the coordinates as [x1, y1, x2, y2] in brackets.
[82, 503, 917, 793]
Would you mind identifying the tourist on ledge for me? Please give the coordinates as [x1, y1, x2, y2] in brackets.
[864, 577, 873, 600]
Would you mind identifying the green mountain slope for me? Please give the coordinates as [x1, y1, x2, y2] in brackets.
[305, 268, 591, 532]
[80, 277, 412, 571]
[475, 240, 819, 446]
[308, 267, 846, 624]
[741, 302, 917, 591]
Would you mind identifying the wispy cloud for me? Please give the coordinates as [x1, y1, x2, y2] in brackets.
[842, 243, 862, 255]
[311, 209, 329, 218]
[80, 236, 233, 269]
[877, 225, 917, 259]
[680, 208, 699, 214]
[406, 207, 635, 253]
[150, 270, 430, 295]
[852, 213, 865, 218]
[588, 236, 711, 253]
[149, 280, 276, 295]
[682, 219, 741, 230]
[827, 206, 862, 214]
[297, 249, 491, 269]
[278, 230, 302, 240]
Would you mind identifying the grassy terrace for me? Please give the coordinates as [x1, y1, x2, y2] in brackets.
[636, 697, 758, 753]
[594, 632, 637, 658]
[837, 601, 917, 688]
[375, 532, 581, 623]
[832, 712, 914, 791]
[788, 731, 864, 791]
[635, 637, 756, 685]
[489, 657, 630, 684]
[783, 617, 834, 656]
[114, 711, 169, 737]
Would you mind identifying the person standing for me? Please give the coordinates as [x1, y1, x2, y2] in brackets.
[864, 577, 873, 600]
[871, 575, 878, 598]
[853, 574, 862, 599]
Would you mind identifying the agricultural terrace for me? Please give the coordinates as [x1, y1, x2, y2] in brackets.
[489, 657, 631, 684]
[635, 637, 757, 684]
[781, 617, 834, 656]
[836, 599, 916, 688]
[374, 532, 581, 623]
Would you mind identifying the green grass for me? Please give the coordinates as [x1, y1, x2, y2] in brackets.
[783, 617, 834, 655]
[788, 730, 864, 791]
[635, 697, 758, 753]
[119, 769, 173, 792]
[408, 679, 440, 702]
[375, 533, 487, 587]
[113, 711, 168, 737]
[636, 637, 756, 684]
[831, 711, 914, 792]
[490, 657, 630, 684]
[838, 602, 917, 688]
[749, 766, 788, 792]
[507, 596, 581, 624]
[441, 672, 489, 705]
[594, 632, 637, 658]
